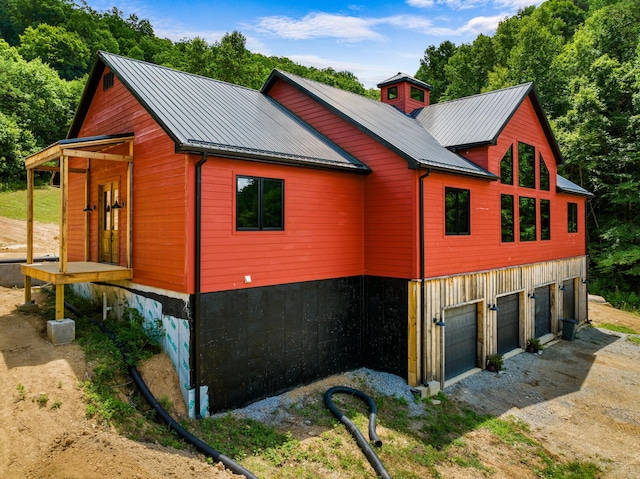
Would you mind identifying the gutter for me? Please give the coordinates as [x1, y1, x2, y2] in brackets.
[193, 153, 208, 419]
[419, 169, 431, 385]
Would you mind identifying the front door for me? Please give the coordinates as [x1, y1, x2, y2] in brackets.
[99, 182, 119, 264]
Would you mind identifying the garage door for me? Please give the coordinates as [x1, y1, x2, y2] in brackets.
[497, 294, 519, 354]
[562, 279, 575, 319]
[534, 285, 551, 338]
[445, 304, 478, 380]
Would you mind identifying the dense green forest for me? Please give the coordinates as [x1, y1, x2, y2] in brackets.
[0, 0, 639, 306]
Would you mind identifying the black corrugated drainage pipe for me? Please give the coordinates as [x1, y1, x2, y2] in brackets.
[324, 386, 392, 479]
[63, 301, 259, 479]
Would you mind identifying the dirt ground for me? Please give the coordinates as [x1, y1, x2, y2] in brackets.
[0, 217, 59, 259]
[1, 219, 640, 478]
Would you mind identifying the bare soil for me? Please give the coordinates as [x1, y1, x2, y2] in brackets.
[1, 220, 639, 478]
[0, 217, 59, 259]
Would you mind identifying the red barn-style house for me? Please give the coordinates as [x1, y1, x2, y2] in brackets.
[22, 52, 591, 415]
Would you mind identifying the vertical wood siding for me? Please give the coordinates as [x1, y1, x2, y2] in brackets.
[198, 159, 365, 292]
[410, 256, 588, 386]
[267, 80, 417, 279]
[69, 68, 192, 292]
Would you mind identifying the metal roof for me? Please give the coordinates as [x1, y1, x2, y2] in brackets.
[377, 72, 432, 90]
[71, 52, 369, 173]
[414, 83, 564, 164]
[263, 70, 496, 180]
[556, 175, 593, 197]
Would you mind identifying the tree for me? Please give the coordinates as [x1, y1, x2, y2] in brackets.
[443, 34, 496, 100]
[0, 111, 36, 186]
[415, 40, 457, 103]
[18, 23, 91, 79]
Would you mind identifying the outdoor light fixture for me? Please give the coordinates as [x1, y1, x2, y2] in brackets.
[112, 197, 125, 209]
[528, 292, 537, 299]
[489, 303, 499, 312]
[83, 202, 96, 212]
[582, 278, 589, 284]
[433, 316, 446, 327]
[559, 285, 566, 291]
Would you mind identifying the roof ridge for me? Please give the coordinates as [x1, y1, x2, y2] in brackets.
[430, 82, 533, 107]
[98, 50, 259, 93]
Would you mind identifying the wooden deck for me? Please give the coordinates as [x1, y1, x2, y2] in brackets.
[21, 262, 133, 285]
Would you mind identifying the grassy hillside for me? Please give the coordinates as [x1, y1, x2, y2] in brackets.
[0, 186, 60, 224]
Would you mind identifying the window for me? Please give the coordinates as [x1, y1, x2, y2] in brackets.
[500, 146, 513, 185]
[103, 72, 114, 91]
[568, 202, 578, 233]
[540, 199, 550, 240]
[519, 196, 536, 241]
[539, 155, 550, 191]
[236, 176, 284, 230]
[501, 194, 515, 242]
[445, 187, 470, 235]
[518, 142, 535, 188]
[410, 86, 424, 102]
[387, 86, 398, 100]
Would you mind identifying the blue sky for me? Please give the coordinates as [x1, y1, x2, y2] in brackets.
[85, 0, 544, 88]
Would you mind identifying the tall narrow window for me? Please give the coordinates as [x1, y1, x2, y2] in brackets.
[445, 187, 470, 235]
[519, 196, 536, 241]
[410, 86, 424, 102]
[518, 142, 535, 188]
[568, 202, 578, 233]
[539, 155, 550, 191]
[236, 176, 284, 230]
[501, 194, 514, 242]
[500, 145, 513, 185]
[540, 199, 550, 240]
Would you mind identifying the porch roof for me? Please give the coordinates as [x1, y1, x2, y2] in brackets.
[24, 134, 134, 170]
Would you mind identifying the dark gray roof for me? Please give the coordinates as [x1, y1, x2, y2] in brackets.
[70, 52, 368, 173]
[263, 70, 496, 179]
[414, 83, 563, 164]
[557, 175, 593, 196]
[377, 72, 432, 90]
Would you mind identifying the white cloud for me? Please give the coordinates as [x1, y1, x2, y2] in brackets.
[254, 12, 385, 42]
[406, 0, 435, 7]
[493, 0, 544, 9]
[458, 14, 507, 34]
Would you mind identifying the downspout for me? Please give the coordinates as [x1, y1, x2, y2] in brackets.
[193, 154, 208, 419]
[419, 169, 431, 385]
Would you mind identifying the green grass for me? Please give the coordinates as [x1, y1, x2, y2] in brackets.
[598, 323, 638, 335]
[0, 186, 60, 224]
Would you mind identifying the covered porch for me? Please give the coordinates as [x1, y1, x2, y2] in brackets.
[22, 134, 134, 320]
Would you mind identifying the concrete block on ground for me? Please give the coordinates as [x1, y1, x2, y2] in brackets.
[47, 318, 75, 345]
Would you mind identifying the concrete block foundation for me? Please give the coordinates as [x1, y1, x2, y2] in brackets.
[47, 318, 75, 345]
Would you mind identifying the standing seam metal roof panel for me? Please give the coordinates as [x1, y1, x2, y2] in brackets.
[96, 52, 368, 172]
[413, 84, 533, 148]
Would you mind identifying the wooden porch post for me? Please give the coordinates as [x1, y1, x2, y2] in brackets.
[84, 159, 90, 261]
[59, 155, 68, 274]
[24, 168, 34, 304]
[126, 160, 132, 268]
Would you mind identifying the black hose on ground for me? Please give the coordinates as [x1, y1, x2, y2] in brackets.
[63, 301, 258, 479]
[324, 386, 392, 479]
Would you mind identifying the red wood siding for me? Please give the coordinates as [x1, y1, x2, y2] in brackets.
[268, 80, 418, 279]
[198, 159, 365, 292]
[380, 83, 430, 113]
[70, 68, 192, 292]
[423, 97, 587, 278]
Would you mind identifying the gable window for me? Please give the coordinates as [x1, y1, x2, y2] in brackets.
[518, 142, 535, 188]
[501, 194, 514, 242]
[519, 196, 536, 241]
[387, 86, 398, 100]
[568, 202, 578, 233]
[445, 187, 470, 235]
[540, 155, 550, 191]
[103, 72, 114, 91]
[236, 176, 284, 231]
[410, 86, 424, 102]
[500, 145, 513, 185]
[540, 199, 550, 240]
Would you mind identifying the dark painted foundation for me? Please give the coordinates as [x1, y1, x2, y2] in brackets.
[197, 275, 408, 412]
